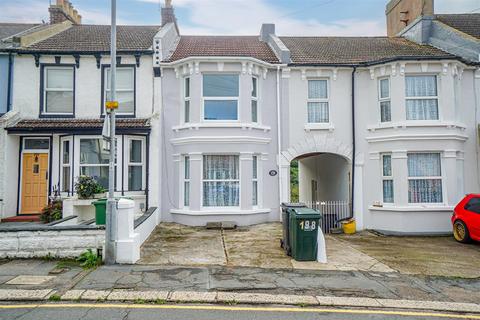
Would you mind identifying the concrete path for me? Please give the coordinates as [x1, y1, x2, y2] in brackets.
[139, 223, 394, 273]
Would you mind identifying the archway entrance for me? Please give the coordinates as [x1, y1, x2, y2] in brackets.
[290, 152, 351, 232]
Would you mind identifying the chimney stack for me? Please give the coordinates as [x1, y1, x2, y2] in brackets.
[49, 0, 82, 25]
[386, 0, 434, 36]
[161, 0, 177, 27]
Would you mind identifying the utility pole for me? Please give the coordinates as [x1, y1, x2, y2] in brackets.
[104, 0, 118, 265]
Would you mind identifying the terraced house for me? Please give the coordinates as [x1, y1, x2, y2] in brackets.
[0, 0, 479, 237]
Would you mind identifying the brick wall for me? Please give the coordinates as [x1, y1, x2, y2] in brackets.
[386, 0, 434, 36]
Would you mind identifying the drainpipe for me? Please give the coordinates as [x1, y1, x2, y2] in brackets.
[6, 53, 13, 112]
[276, 65, 283, 212]
[350, 66, 357, 218]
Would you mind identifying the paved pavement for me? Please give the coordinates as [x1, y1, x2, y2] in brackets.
[0, 303, 477, 320]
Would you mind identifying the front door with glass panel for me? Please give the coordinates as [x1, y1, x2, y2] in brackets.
[21, 153, 49, 214]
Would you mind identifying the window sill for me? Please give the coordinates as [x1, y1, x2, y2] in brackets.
[304, 123, 334, 132]
[369, 205, 454, 212]
[367, 121, 467, 132]
[172, 122, 271, 132]
[39, 113, 75, 118]
[170, 208, 271, 216]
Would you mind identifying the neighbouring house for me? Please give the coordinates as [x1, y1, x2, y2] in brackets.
[0, 0, 479, 237]
[0, 0, 172, 222]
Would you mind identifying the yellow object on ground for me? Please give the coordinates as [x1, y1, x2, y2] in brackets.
[342, 219, 356, 234]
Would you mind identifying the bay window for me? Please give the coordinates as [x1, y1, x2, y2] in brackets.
[203, 74, 239, 121]
[252, 155, 258, 206]
[127, 139, 144, 191]
[307, 79, 329, 123]
[408, 153, 443, 203]
[104, 67, 135, 115]
[42, 66, 74, 115]
[203, 155, 239, 207]
[381, 154, 393, 203]
[251, 77, 258, 123]
[79, 138, 110, 189]
[61, 139, 72, 192]
[184, 156, 190, 207]
[405, 75, 438, 120]
[379, 78, 391, 122]
[184, 77, 190, 123]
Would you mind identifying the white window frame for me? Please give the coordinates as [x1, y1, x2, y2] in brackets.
[43, 66, 74, 115]
[251, 76, 259, 123]
[201, 154, 241, 208]
[407, 152, 444, 204]
[252, 155, 258, 207]
[405, 74, 440, 121]
[104, 66, 135, 116]
[381, 153, 394, 204]
[183, 77, 191, 123]
[378, 77, 391, 123]
[307, 78, 330, 123]
[124, 136, 146, 192]
[60, 137, 73, 194]
[183, 155, 190, 208]
[201, 73, 240, 122]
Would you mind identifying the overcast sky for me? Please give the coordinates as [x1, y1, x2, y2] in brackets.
[1, 0, 479, 36]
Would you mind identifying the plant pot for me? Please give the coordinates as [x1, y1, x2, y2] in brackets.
[94, 193, 107, 199]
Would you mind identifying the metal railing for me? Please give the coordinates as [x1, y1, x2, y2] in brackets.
[306, 200, 351, 233]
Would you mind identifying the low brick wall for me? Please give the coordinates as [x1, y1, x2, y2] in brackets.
[0, 228, 105, 258]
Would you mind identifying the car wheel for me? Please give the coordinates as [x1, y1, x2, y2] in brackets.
[453, 220, 471, 243]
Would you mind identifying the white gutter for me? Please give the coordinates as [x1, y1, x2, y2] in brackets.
[159, 56, 286, 68]
[276, 65, 283, 214]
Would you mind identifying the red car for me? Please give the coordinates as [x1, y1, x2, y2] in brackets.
[452, 194, 480, 243]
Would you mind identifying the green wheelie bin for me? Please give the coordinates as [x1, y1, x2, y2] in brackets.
[289, 207, 322, 261]
[92, 198, 107, 225]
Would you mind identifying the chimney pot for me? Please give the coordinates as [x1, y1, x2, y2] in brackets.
[49, 0, 82, 25]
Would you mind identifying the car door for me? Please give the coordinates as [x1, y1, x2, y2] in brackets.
[464, 197, 480, 240]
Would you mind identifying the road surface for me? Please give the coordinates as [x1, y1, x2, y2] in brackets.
[0, 303, 478, 320]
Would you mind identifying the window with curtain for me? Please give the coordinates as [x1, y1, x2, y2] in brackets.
[184, 77, 190, 123]
[61, 139, 71, 192]
[382, 154, 393, 203]
[307, 79, 329, 123]
[405, 75, 438, 120]
[408, 153, 443, 203]
[203, 155, 239, 207]
[251, 77, 258, 123]
[184, 156, 190, 207]
[105, 67, 135, 115]
[128, 139, 143, 191]
[252, 155, 258, 206]
[43, 67, 74, 114]
[203, 74, 239, 120]
[79, 138, 110, 189]
[379, 78, 391, 122]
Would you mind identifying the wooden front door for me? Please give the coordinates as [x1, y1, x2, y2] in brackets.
[21, 153, 49, 214]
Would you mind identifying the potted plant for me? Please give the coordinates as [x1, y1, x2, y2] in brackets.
[75, 176, 106, 199]
[93, 183, 107, 199]
[40, 200, 62, 223]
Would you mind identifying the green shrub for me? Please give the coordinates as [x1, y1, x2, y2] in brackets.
[40, 201, 63, 223]
[76, 249, 101, 269]
[75, 176, 106, 199]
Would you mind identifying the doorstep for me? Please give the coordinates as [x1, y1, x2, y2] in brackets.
[1, 215, 41, 223]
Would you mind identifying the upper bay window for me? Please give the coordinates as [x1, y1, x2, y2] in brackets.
[42, 66, 74, 115]
[251, 77, 258, 123]
[184, 77, 190, 123]
[307, 79, 329, 123]
[379, 78, 391, 122]
[405, 75, 438, 120]
[203, 74, 239, 121]
[104, 67, 135, 116]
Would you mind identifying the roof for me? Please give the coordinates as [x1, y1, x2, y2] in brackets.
[7, 118, 151, 134]
[166, 36, 280, 64]
[280, 36, 455, 66]
[23, 25, 160, 53]
[436, 14, 480, 40]
[0, 23, 42, 49]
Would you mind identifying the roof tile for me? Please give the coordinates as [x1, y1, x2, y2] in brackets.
[436, 14, 480, 39]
